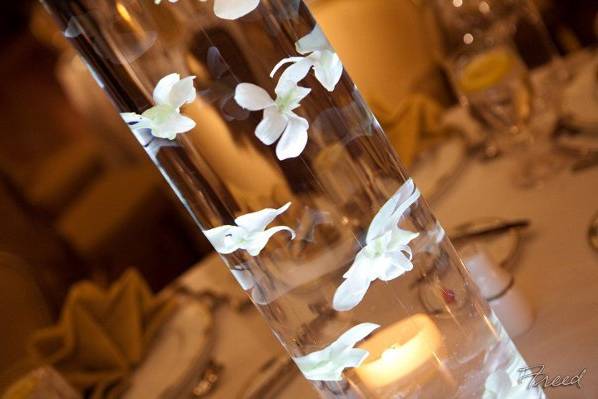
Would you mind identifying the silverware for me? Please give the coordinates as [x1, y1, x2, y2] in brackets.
[449, 219, 530, 243]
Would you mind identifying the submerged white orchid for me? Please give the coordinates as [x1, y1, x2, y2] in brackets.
[203, 202, 295, 256]
[271, 26, 343, 92]
[293, 323, 379, 381]
[121, 73, 196, 140]
[235, 80, 311, 160]
[333, 179, 421, 311]
[483, 370, 529, 399]
[155, 0, 260, 20]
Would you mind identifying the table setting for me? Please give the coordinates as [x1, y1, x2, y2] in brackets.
[5, 0, 598, 398]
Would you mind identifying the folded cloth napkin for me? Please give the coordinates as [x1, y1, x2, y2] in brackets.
[371, 94, 446, 167]
[28, 270, 177, 399]
[2, 367, 80, 399]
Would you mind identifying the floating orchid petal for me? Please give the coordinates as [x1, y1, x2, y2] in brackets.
[214, 0, 260, 20]
[234, 80, 311, 160]
[235, 202, 291, 231]
[202, 225, 244, 255]
[121, 73, 197, 140]
[256, 107, 287, 145]
[271, 26, 344, 92]
[245, 226, 296, 256]
[367, 179, 420, 242]
[203, 203, 295, 256]
[333, 179, 421, 311]
[155, 0, 260, 21]
[293, 323, 379, 381]
[276, 116, 309, 160]
[332, 262, 371, 312]
[235, 83, 275, 111]
[296, 26, 332, 55]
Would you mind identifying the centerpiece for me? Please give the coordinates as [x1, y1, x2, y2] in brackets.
[42, 0, 544, 397]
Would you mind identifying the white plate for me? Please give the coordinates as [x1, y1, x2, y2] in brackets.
[123, 298, 213, 399]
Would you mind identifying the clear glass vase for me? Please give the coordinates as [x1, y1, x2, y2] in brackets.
[43, 1, 543, 397]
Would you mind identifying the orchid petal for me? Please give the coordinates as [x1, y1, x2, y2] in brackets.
[150, 112, 196, 140]
[214, 0, 260, 20]
[153, 73, 180, 105]
[366, 190, 406, 243]
[330, 323, 380, 354]
[367, 179, 419, 243]
[255, 107, 287, 145]
[296, 25, 332, 55]
[270, 57, 305, 78]
[379, 251, 413, 281]
[336, 348, 370, 368]
[332, 272, 372, 312]
[168, 75, 197, 109]
[235, 83, 274, 111]
[391, 182, 421, 223]
[274, 80, 311, 107]
[235, 202, 291, 232]
[293, 323, 379, 381]
[203, 225, 243, 254]
[279, 58, 314, 84]
[244, 226, 296, 256]
[313, 51, 343, 92]
[388, 229, 419, 250]
[207, 203, 293, 256]
[276, 116, 309, 160]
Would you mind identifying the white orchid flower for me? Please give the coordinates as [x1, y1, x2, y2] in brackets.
[155, 0, 260, 20]
[293, 323, 379, 381]
[203, 202, 295, 256]
[121, 73, 196, 140]
[271, 26, 343, 92]
[235, 80, 311, 160]
[483, 370, 530, 399]
[333, 179, 421, 311]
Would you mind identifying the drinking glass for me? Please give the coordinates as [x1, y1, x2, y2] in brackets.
[447, 38, 534, 149]
[432, 0, 567, 187]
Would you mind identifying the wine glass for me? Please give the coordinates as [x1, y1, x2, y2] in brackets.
[447, 38, 534, 150]
[432, 0, 568, 187]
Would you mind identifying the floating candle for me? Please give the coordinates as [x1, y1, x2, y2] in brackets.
[355, 314, 444, 389]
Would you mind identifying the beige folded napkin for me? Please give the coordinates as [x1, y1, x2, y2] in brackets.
[2, 367, 80, 399]
[372, 94, 446, 167]
[29, 270, 177, 399]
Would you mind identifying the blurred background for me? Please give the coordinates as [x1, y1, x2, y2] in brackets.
[0, 0, 596, 397]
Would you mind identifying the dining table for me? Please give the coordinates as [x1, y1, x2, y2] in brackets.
[162, 51, 598, 399]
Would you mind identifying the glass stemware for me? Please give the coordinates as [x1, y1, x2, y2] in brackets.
[431, 0, 569, 188]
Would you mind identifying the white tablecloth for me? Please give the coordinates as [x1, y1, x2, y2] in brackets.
[433, 148, 598, 399]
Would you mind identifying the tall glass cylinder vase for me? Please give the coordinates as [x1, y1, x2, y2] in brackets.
[43, 1, 543, 397]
